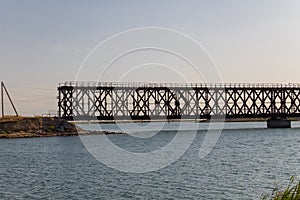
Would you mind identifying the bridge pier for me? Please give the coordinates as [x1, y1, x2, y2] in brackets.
[267, 117, 291, 128]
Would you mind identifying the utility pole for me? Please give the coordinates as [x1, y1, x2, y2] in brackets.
[1, 81, 3, 117]
[1, 81, 18, 117]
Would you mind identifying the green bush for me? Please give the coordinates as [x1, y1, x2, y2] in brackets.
[262, 176, 300, 200]
[47, 125, 56, 132]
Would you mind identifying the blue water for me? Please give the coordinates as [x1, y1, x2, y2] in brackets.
[0, 122, 300, 199]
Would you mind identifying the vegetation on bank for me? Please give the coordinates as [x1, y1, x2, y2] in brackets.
[0, 116, 122, 138]
[0, 116, 80, 138]
[262, 176, 300, 200]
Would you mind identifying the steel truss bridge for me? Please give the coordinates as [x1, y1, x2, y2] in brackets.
[58, 82, 300, 121]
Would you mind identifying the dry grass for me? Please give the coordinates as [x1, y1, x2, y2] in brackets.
[262, 176, 300, 200]
[0, 116, 25, 123]
[0, 116, 45, 123]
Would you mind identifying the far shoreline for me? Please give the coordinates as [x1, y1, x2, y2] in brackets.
[0, 130, 125, 139]
[0, 116, 125, 139]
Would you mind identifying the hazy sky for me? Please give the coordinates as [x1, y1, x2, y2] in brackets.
[0, 0, 300, 115]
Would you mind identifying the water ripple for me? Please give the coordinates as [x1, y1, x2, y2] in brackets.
[0, 122, 299, 199]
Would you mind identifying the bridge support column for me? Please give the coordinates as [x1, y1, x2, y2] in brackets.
[267, 117, 291, 128]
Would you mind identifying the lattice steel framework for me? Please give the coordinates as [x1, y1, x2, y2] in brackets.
[58, 82, 300, 120]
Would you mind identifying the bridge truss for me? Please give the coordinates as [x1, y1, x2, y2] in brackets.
[58, 82, 300, 121]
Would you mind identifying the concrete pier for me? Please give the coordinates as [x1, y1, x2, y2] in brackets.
[267, 117, 291, 128]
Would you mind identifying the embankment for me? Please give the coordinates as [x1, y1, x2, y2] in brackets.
[0, 116, 82, 138]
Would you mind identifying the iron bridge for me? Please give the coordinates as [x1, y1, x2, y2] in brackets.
[58, 82, 300, 121]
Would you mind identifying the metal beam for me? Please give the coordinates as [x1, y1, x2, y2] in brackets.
[57, 82, 300, 121]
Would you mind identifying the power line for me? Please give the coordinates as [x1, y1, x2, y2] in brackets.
[8, 85, 57, 91]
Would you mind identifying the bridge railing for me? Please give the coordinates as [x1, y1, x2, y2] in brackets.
[59, 81, 300, 88]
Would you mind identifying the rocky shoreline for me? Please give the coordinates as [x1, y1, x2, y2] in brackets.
[0, 116, 122, 139]
[0, 131, 124, 139]
[0, 131, 79, 139]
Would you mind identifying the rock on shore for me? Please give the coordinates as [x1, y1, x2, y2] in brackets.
[0, 117, 80, 138]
